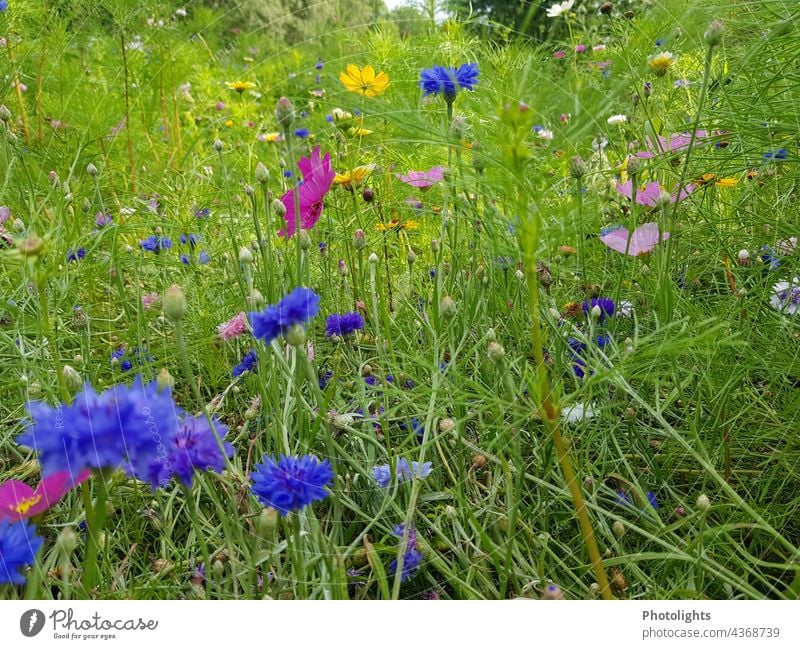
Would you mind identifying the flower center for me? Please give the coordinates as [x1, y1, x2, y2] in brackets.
[15, 495, 42, 515]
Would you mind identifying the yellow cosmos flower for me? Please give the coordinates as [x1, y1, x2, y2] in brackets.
[333, 165, 374, 190]
[262, 132, 282, 143]
[226, 81, 256, 93]
[715, 177, 739, 187]
[225, 119, 233, 127]
[339, 64, 389, 98]
[348, 127, 373, 137]
[647, 52, 678, 77]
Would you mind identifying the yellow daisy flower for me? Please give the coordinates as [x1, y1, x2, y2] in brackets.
[226, 81, 256, 93]
[339, 64, 389, 98]
[715, 177, 739, 187]
[376, 219, 418, 232]
[647, 52, 678, 77]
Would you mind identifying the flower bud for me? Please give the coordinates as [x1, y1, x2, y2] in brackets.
[362, 188, 374, 202]
[82, 197, 92, 213]
[61, 365, 82, 394]
[299, 229, 312, 251]
[431, 239, 439, 253]
[86, 162, 98, 177]
[612, 520, 626, 538]
[736, 249, 750, 266]
[17, 234, 46, 258]
[406, 249, 417, 266]
[164, 284, 188, 322]
[542, 584, 564, 600]
[239, 246, 254, 265]
[704, 20, 724, 48]
[444, 505, 457, 519]
[212, 139, 223, 152]
[351, 228, 367, 250]
[486, 327, 496, 342]
[56, 527, 78, 555]
[656, 190, 672, 208]
[257, 507, 279, 538]
[157, 368, 175, 392]
[275, 97, 295, 130]
[439, 418, 455, 433]
[600, 2, 613, 14]
[285, 323, 306, 347]
[569, 156, 587, 179]
[338, 259, 349, 276]
[368, 252, 379, 264]
[487, 341, 505, 362]
[248, 289, 265, 310]
[272, 198, 286, 217]
[244, 184, 255, 197]
[590, 304, 602, 320]
[255, 162, 269, 183]
[696, 493, 711, 511]
[0, 105, 11, 122]
[440, 296, 457, 318]
[625, 155, 640, 177]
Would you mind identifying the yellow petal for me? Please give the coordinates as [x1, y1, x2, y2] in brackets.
[361, 65, 376, 83]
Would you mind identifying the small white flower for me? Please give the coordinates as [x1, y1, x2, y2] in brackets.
[770, 277, 800, 315]
[618, 300, 633, 317]
[546, 0, 575, 18]
[119, 207, 136, 216]
[536, 129, 554, 140]
[607, 114, 628, 125]
[562, 402, 598, 425]
[175, 8, 188, 18]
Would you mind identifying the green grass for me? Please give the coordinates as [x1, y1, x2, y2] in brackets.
[0, 0, 799, 600]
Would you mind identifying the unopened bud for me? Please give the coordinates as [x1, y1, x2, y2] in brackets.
[17, 234, 46, 258]
[86, 163, 98, 177]
[285, 323, 306, 347]
[704, 20, 724, 48]
[368, 252, 379, 264]
[244, 184, 255, 197]
[257, 507, 279, 538]
[56, 527, 78, 555]
[626, 155, 640, 177]
[239, 246, 253, 264]
[440, 296, 457, 318]
[164, 285, 188, 322]
[612, 520, 626, 538]
[406, 249, 417, 265]
[487, 341, 505, 362]
[736, 249, 750, 266]
[590, 304, 602, 320]
[299, 229, 312, 251]
[362, 188, 374, 202]
[61, 365, 82, 393]
[353, 229, 367, 250]
[275, 97, 295, 130]
[569, 156, 587, 179]
[255, 162, 269, 183]
[272, 198, 286, 217]
[248, 289, 265, 310]
[212, 139, 223, 152]
[0, 105, 11, 122]
[696, 494, 711, 511]
[542, 584, 564, 600]
[439, 418, 456, 433]
[600, 2, 613, 14]
[157, 368, 175, 392]
[431, 239, 439, 253]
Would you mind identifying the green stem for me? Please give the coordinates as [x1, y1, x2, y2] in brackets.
[81, 475, 108, 596]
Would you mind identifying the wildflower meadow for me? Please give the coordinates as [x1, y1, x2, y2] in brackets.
[1, 0, 800, 616]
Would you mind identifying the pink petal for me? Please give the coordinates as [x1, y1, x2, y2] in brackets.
[0, 480, 35, 521]
[600, 227, 634, 254]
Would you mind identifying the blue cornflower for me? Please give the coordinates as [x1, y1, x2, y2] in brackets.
[140, 235, 173, 253]
[325, 114, 334, 123]
[372, 457, 433, 488]
[111, 346, 153, 372]
[294, 128, 310, 138]
[419, 63, 479, 102]
[325, 312, 365, 337]
[315, 58, 324, 70]
[18, 376, 178, 479]
[232, 349, 258, 377]
[389, 523, 423, 583]
[194, 207, 211, 219]
[250, 454, 334, 516]
[760, 245, 781, 270]
[146, 414, 234, 489]
[647, 491, 660, 509]
[66, 248, 86, 262]
[763, 148, 788, 160]
[0, 519, 43, 586]
[199, 250, 210, 264]
[283, 170, 293, 178]
[583, 297, 615, 321]
[180, 233, 199, 247]
[249, 287, 320, 345]
[655, 38, 665, 47]
[318, 370, 333, 390]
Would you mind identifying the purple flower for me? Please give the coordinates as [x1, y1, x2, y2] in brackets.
[18, 377, 179, 479]
[293, 128, 310, 138]
[582, 297, 615, 321]
[389, 524, 423, 583]
[372, 458, 433, 488]
[419, 63, 479, 101]
[232, 349, 257, 377]
[325, 312, 364, 337]
[0, 519, 43, 585]
[66, 248, 86, 262]
[250, 454, 334, 516]
[140, 235, 172, 253]
[249, 287, 320, 344]
[95, 212, 113, 227]
[146, 414, 234, 489]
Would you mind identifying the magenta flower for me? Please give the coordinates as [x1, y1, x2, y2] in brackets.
[575, 44, 587, 53]
[634, 131, 708, 158]
[279, 146, 335, 238]
[600, 222, 670, 256]
[615, 180, 696, 207]
[553, 50, 566, 59]
[0, 470, 91, 522]
[396, 166, 444, 191]
[218, 311, 249, 340]
[141, 292, 160, 311]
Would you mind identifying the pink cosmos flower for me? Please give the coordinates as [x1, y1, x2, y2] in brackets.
[396, 166, 444, 190]
[615, 180, 696, 207]
[279, 146, 335, 238]
[0, 470, 91, 521]
[575, 44, 587, 53]
[634, 131, 708, 158]
[217, 311, 249, 340]
[600, 222, 670, 256]
[553, 50, 566, 59]
[593, 44, 607, 52]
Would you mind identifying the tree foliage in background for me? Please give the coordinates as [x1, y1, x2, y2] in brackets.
[447, 0, 547, 40]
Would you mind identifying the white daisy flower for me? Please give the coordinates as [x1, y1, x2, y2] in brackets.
[546, 0, 575, 19]
[562, 402, 599, 425]
[607, 114, 628, 125]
